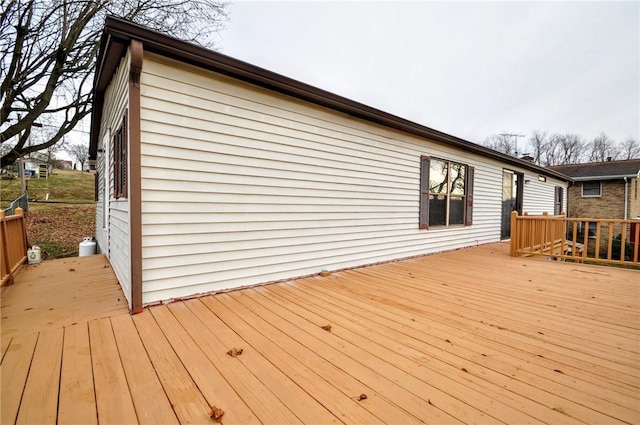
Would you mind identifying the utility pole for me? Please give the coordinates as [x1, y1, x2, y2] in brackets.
[500, 133, 525, 157]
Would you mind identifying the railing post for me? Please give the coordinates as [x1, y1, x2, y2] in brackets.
[14, 207, 26, 258]
[0, 210, 13, 286]
[510, 210, 518, 257]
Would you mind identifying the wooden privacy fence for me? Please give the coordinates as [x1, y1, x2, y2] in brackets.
[1, 207, 27, 286]
[510, 211, 640, 267]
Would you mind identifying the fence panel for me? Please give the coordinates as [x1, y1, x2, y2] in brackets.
[2, 192, 29, 216]
[1, 207, 27, 286]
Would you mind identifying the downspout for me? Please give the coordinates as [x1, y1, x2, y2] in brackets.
[624, 177, 628, 219]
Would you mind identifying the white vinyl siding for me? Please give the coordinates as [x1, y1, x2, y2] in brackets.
[138, 53, 565, 305]
[522, 173, 568, 215]
[95, 50, 131, 307]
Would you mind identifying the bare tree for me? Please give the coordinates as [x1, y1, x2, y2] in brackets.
[67, 142, 89, 171]
[558, 133, 585, 164]
[482, 134, 516, 156]
[1, 0, 228, 167]
[540, 134, 564, 166]
[620, 138, 640, 160]
[587, 132, 620, 162]
[529, 130, 547, 165]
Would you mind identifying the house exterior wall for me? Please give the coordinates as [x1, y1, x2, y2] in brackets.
[137, 53, 567, 305]
[522, 174, 567, 215]
[567, 180, 626, 219]
[95, 49, 132, 307]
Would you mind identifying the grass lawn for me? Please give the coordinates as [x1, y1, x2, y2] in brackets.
[2, 168, 96, 260]
[1, 168, 95, 207]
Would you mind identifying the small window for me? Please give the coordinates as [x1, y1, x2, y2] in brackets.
[419, 156, 474, 229]
[538, 175, 547, 182]
[113, 111, 128, 199]
[582, 181, 601, 197]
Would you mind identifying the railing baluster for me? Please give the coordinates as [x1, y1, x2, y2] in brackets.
[620, 222, 627, 261]
[594, 222, 601, 260]
[607, 223, 614, 261]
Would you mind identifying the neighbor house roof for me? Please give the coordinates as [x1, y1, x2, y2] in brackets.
[548, 159, 640, 181]
[90, 16, 571, 182]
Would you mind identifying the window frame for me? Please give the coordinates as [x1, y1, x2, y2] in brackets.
[581, 180, 601, 198]
[419, 156, 474, 229]
[113, 110, 128, 199]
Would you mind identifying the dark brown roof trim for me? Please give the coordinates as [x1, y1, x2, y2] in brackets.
[90, 16, 571, 182]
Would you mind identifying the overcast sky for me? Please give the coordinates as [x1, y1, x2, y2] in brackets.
[215, 1, 639, 154]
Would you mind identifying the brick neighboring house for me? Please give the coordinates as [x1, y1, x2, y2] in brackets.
[549, 160, 640, 256]
[548, 159, 640, 221]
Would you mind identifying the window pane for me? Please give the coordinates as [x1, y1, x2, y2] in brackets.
[449, 196, 465, 225]
[429, 159, 448, 194]
[429, 195, 446, 226]
[582, 181, 600, 196]
[450, 163, 466, 195]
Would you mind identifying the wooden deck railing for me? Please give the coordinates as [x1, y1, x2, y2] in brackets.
[510, 211, 640, 267]
[1, 207, 27, 286]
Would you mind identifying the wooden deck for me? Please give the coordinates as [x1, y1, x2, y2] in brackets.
[1, 255, 129, 338]
[1, 243, 639, 424]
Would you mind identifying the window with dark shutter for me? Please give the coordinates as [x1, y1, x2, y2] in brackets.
[419, 156, 473, 229]
[113, 110, 128, 199]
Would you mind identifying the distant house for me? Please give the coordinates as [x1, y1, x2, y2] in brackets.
[13, 152, 52, 178]
[548, 159, 640, 222]
[89, 17, 571, 312]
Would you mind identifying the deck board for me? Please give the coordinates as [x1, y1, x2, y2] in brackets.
[175, 300, 343, 425]
[58, 322, 97, 425]
[1, 242, 638, 424]
[110, 314, 179, 425]
[199, 295, 388, 425]
[89, 318, 138, 425]
[132, 310, 216, 425]
[15, 328, 63, 425]
[148, 305, 264, 425]
[0, 333, 38, 425]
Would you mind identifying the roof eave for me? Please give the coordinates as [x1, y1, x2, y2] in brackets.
[572, 174, 639, 181]
[89, 16, 572, 183]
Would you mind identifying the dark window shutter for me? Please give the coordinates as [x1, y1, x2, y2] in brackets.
[465, 166, 474, 226]
[113, 130, 119, 198]
[419, 155, 430, 229]
[122, 110, 128, 198]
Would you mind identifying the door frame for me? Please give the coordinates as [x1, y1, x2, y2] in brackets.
[501, 169, 524, 240]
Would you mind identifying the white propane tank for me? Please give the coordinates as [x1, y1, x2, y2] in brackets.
[27, 246, 41, 264]
[79, 237, 97, 257]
